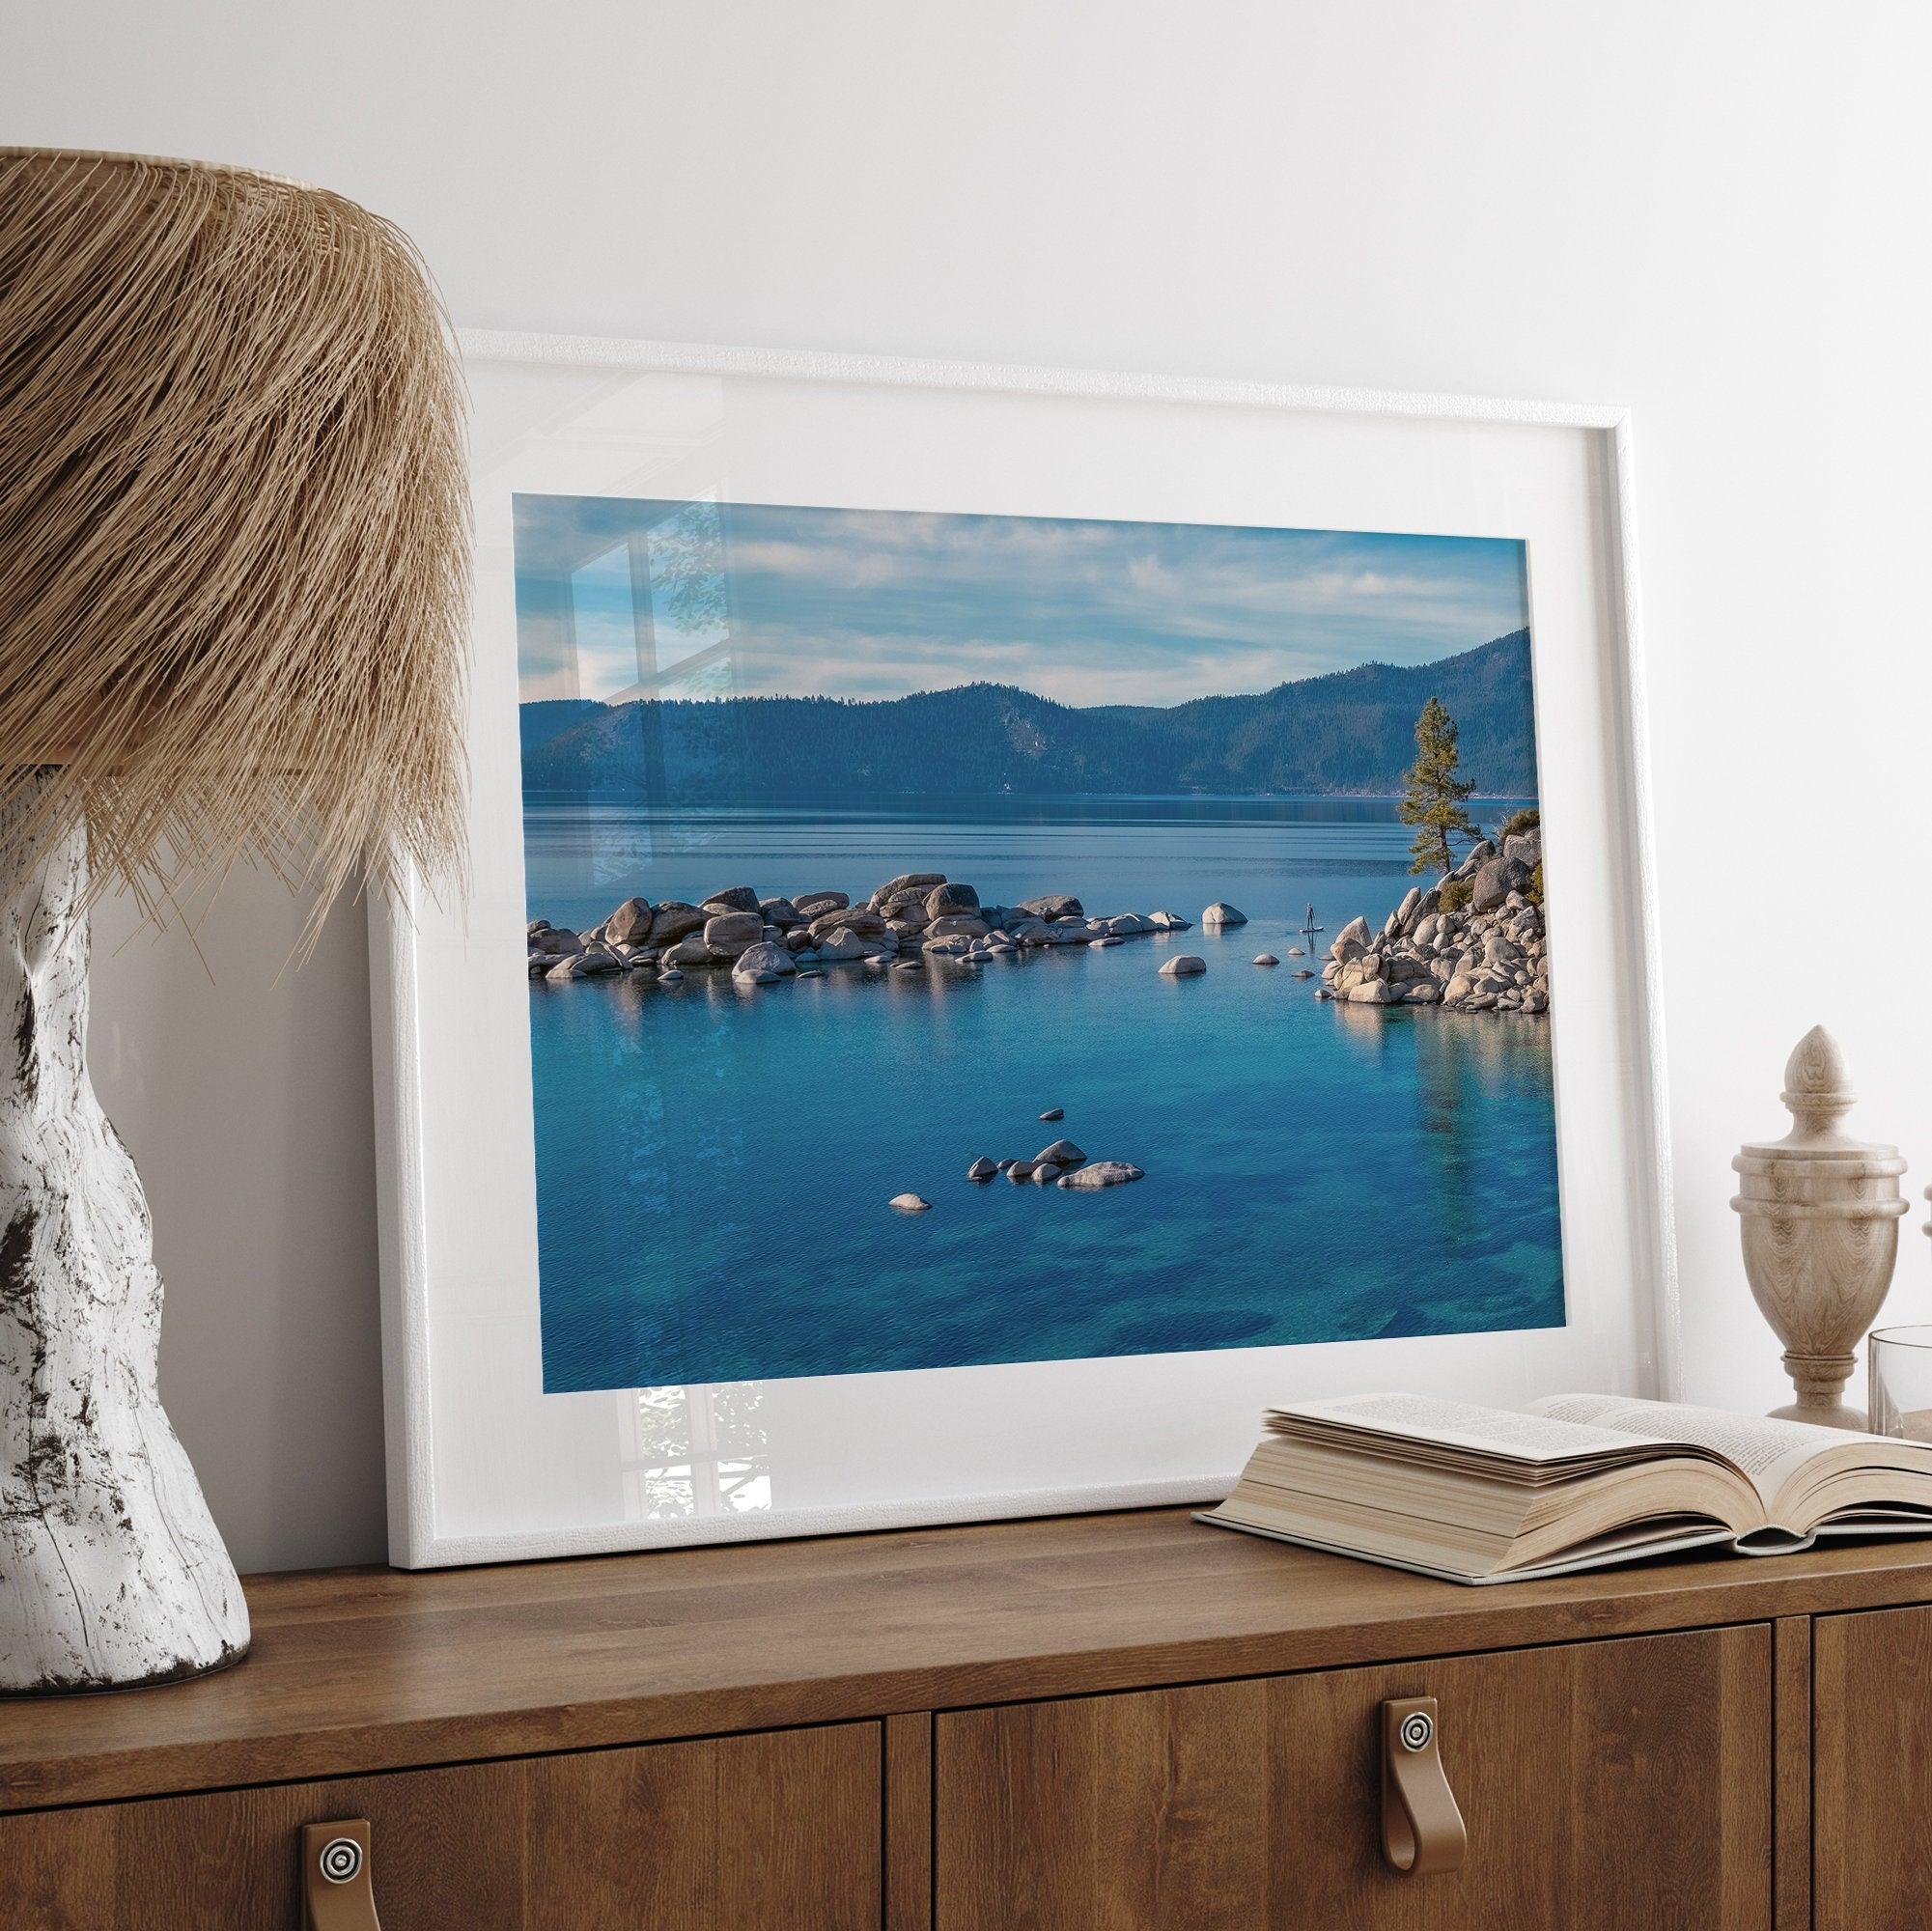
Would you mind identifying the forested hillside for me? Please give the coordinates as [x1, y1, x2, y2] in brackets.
[518, 629, 1537, 798]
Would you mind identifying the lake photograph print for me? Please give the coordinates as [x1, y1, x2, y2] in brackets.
[515, 495, 1564, 1393]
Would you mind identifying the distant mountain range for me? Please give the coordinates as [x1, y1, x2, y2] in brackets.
[518, 629, 1538, 799]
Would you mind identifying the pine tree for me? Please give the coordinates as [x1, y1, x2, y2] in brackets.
[1398, 696, 1482, 877]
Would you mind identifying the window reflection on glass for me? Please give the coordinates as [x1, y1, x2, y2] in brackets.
[516, 491, 735, 707]
[635, 498, 730, 691]
[566, 541, 639, 701]
[623, 1383, 770, 1519]
[516, 490, 738, 902]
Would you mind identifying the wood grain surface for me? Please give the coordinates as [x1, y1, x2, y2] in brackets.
[936, 1624, 1773, 1929]
[0, 1721, 879, 1930]
[886, 1711, 935, 1931]
[4, 1507, 1932, 1814]
[1814, 1600, 1932, 1931]
[1774, 1615, 1812, 1931]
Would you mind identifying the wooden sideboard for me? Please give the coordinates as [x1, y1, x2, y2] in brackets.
[5, 1506, 1932, 1927]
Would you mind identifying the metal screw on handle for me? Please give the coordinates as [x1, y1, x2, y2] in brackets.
[302, 1820, 383, 1930]
[1380, 1697, 1467, 1877]
[319, 1838, 363, 1884]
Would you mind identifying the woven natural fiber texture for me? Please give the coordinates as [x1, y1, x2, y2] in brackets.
[0, 148, 468, 939]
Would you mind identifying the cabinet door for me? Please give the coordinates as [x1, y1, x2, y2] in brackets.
[1814, 1603, 1932, 1930]
[937, 1626, 1770, 1930]
[0, 1721, 880, 1930]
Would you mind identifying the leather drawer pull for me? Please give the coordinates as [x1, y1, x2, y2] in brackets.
[302, 1820, 382, 1930]
[1380, 1697, 1467, 1876]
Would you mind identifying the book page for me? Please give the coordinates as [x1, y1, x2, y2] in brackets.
[1271, 1392, 1668, 1463]
[1528, 1395, 1851, 1506]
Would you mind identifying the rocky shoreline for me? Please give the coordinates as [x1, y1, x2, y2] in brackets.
[528, 834, 1547, 1016]
[1318, 826, 1550, 1014]
[528, 871, 1199, 987]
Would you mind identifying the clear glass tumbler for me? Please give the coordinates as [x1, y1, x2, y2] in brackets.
[1867, 1325, 1932, 1440]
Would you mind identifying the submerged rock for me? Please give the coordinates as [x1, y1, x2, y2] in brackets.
[1059, 1161, 1144, 1189]
[1035, 1139, 1086, 1167]
[1202, 902, 1247, 928]
[1159, 955, 1206, 977]
[1009, 1161, 1038, 1183]
[889, 1193, 932, 1214]
[731, 940, 795, 985]
[966, 1157, 998, 1182]
[1253, 954, 1279, 967]
[1149, 910, 1191, 930]
[1039, 1107, 1064, 1122]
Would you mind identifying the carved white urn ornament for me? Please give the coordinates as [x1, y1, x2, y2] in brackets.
[0, 149, 467, 1692]
[1731, 1026, 1908, 1430]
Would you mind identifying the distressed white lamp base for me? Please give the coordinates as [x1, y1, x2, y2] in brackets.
[0, 804, 249, 1693]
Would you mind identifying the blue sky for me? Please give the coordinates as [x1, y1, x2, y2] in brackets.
[514, 494, 1529, 709]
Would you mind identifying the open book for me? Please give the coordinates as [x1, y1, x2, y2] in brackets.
[1198, 1392, 1932, 1583]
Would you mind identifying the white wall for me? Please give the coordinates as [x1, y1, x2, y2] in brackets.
[11, 1, 1931, 1572]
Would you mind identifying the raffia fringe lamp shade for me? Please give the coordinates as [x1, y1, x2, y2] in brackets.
[0, 150, 468, 1692]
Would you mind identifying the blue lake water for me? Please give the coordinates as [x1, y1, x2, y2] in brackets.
[523, 795, 1563, 1392]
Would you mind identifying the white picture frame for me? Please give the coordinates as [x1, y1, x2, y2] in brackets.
[371, 331, 1677, 1569]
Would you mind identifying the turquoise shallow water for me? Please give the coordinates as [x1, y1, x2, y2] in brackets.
[524, 795, 1563, 1392]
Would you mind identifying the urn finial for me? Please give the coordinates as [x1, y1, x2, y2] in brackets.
[1779, 1024, 1856, 1144]
[1733, 1022, 1908, 1430]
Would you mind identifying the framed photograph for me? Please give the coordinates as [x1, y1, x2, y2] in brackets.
[371, 333, 1677, 1567]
